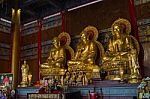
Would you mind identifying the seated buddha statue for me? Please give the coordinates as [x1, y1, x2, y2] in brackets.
[40, 32, 74, 85]
[40, 37, 66, 75]
[102, 18, 141, 83]
[68, 26, 104, 83]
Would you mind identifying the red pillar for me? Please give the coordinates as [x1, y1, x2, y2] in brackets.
[128, 0, 139, 40]
[128, 0, 144, 77]
[37, 20, 42, 80]
[61, 11, 65, 32]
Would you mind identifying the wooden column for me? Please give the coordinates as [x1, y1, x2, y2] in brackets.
[37, 20, 42, 80]
[11, 8, 21, 89]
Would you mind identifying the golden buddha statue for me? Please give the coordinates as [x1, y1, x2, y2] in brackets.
[40, 32, 74, 85]
[68, 26, 104, 84]
[68, 31, 97, 70]
[102, 18, 141, 83]
[41, 37, 66, 69]
[20, 60, 29, 87]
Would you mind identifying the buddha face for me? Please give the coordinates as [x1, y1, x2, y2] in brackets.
[52, 37, 60, 48]
[113, 25, 121, 38]
[24, 60, 27, 64]
[81, 32, 88, 42]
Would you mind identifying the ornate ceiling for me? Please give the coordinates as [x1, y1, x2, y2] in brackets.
[0, 0, 98, 24]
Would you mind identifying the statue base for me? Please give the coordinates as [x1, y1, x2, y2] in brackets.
[105, 74, 130, 81]
[106, 75, 121, 80]
[91, 79, 122, 86]
[20, 84, 28, 87]
[128, 78, 141, 84]
[20, 81, 28, 87]
[128, 74, 141, 83]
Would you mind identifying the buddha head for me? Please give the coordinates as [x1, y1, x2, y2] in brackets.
[52, 37, 60, 48]
[113, 23, 124, 38]
[112, 18, 131, 36]
[80, 31, 89, 43]
[24, 60, 27, 64]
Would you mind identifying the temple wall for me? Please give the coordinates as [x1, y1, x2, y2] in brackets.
[142, 43, 150, 77]
[136, 2, 150, 19]
[0, 22, 11, 73]
[135, 2, 150, 77]
[0, 59, 10, 73]
[65, 0, 130, 36]
[22, 26, 62, 46]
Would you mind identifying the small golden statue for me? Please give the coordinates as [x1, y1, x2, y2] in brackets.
[102, 18, 141, 83]
[68, 26, 104, 84]
[28, 72, 32, 86]
[20, 60, 29, 87]
[40, 32, 74, 86]
[64, 71, 70, 85]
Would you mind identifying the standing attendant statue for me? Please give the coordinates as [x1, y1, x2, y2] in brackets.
[20, 60, 29, 87]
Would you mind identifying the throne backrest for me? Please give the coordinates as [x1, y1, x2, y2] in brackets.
[95, 41, 105, 66]
[64, 46, 74, 69]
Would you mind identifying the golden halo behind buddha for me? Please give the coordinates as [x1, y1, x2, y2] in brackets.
[58, 32, 71, 46]
[111, 18, 131, 35]
[83, 26, 99, 41]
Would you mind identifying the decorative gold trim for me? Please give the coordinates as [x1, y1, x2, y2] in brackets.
[58, 32, 71, 46]
[111, 18, 131, 35]
[83, 25, 99, 41]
